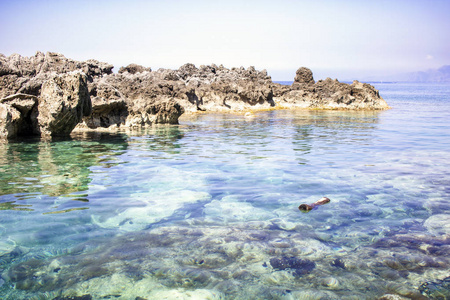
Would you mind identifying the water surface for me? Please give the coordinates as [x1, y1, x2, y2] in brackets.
[0, 83, 449, 299]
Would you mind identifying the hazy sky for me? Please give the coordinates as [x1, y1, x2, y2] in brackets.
[1, 0, 449, 80]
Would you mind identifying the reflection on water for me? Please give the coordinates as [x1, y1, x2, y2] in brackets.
[1, 84, 450, 299]
[0, 132, 128, 201]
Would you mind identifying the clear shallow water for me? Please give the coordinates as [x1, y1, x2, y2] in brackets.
[0, 83, 449, 299]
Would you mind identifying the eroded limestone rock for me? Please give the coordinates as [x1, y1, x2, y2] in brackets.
[274, 67, 389, 110]
[37, 72, 91, 137]
[1, 51, 390, 140]
[0, 93, 38, 138]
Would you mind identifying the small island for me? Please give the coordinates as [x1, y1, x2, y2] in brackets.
[0, 51, 389, 140]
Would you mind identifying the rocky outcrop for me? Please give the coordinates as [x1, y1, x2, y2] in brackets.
[0, 93, 38, 139]
[77, 67, 185, 129]
[1, 51, 389, 140]
[37, 72, 91, 137]
[273, 68, 389, 110]
[84, 62, 274, 124]
[0, 52, 184, 139]
[175, 64, 275, 112]
[0, 72, 91, 139]
[0, 51, 112, 140]
[0, 51, 113, 98]
[293, 67, 315, 86]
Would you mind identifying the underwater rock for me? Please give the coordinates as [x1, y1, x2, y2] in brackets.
[424, 214, 450, 235]
[320, 276, 340, 289]
[0, 238, 16, 256]
[330, 258, 346, 269]
[269, 256, 316, 277]
[203, 195, 273, 223]
[377, 294, 409, 300]
[298, 196, 330, 212]
[52, 295, 92, 300]
[92, 190, 211, 232]
[419, 276, 450, 299]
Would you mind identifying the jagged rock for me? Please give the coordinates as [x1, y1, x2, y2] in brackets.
[37, 72, 91, 136]
[0, 51, 113, 78]
[1, 93, 38, 115]
[118, 64, 151, 74]
[77, 71, 185, 129]
[1, 51, 390, 139]
[293, 67, 315, 86]
[0, 103, 22, 139]
[0, 52, 113, 99]
[126, 98, 184, 127]
[0, 93, 38, 138]
[82, 59, 114, 77]
[171, 63, 275, 112]
[275, 74, 389, 110]
[78, 80, 128, 129]
[269, 256, 316, 277]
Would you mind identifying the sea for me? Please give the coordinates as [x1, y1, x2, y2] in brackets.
[0, 82, 449, 299]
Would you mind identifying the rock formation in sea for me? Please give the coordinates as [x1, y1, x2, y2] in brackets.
[272, 67, 388, 110]
[0, 51, 389, 140]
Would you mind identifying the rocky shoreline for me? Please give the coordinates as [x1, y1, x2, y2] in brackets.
[0, 51, 389, 140]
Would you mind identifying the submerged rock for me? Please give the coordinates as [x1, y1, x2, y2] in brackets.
[269, 256, 316, 277]
[377, 294, 409, 300]
[419, 276, 450, 299]
[424, 214, 450, 235]
[52, 295, 92, 300]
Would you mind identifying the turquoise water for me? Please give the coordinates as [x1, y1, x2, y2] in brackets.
[0, 83, 449, 299]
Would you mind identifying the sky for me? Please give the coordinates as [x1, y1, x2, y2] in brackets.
[1, 0, 449, 80]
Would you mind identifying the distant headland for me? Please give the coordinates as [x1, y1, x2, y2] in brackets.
[405, 65, 450, 83]
[0, 51, 389, 140]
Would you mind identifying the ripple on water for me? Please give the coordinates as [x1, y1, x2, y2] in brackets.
[0, 238, 16, 256]
[1, 86, 450, 299]
[424, 214, 450, 235]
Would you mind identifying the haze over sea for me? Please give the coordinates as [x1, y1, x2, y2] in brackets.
[0, 82, 449, 299]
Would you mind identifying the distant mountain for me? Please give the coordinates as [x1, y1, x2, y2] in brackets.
[405, 65, 450, 83]
[359, 65, 450, 83]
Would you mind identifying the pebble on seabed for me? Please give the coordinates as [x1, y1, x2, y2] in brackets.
[321, 276, 340, 289]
